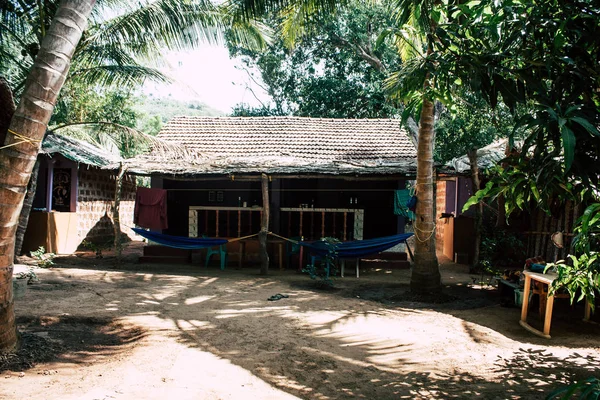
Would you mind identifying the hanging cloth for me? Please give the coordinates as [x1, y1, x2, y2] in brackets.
[394, 189, 415, 220]
[134, 188, 168, 230]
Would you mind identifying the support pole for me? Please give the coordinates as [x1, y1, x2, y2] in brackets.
[259, 173, 270, 275]
[113, 163, 127, 262]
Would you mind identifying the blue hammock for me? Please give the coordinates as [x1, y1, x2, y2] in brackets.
[133, 228, 413, 258]
[132, 228, 228, 249]
[298, 233, 413, 259]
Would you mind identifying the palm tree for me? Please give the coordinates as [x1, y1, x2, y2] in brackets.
[0, 0, 95, 353]
[0, 0, 273, 352]
[2, 0, 270, 258]
[383, 0, 442, 293]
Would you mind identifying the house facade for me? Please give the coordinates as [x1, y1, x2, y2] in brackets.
[21, 133, 137, 255]
[126, 116, 418, 264]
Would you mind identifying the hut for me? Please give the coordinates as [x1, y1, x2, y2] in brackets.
[21, 132, 137, 255]
[126, 116, 418, 268]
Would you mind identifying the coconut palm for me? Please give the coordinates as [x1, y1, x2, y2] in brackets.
[0, 0, 94, 353]
[0, 0, 275, 352]
[381, 0, 443, 293]
[0, 0, 270, 99]
[2, 0, 270, 259]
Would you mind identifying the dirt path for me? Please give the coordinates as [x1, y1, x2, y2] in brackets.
[2, 252, 599, 399]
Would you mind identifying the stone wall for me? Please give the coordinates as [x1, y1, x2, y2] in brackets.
[77, 167, 136, 246]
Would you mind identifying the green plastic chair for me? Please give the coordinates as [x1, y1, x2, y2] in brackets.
[204, 236, 228, 270]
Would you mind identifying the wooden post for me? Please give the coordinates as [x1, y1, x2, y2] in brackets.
[259, 173, 270, 275]
[215, 210, 220, 237]
[113, 163, 127, 262]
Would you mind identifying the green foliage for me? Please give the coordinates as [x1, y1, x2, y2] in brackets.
[462, 156, 579, 218]
[134, 96, 222, 129]
[546, 377, 600, 400]
[302, 237, 340, 288]
[477, 229, 526, 274]
[52, 82, 139, 128]
[0, 0, 230, 97]
[15, 267, 38, 284]
[546, 203, 600, 309]
[227, 1, 401, 118]
[434, 91, 517, 164]
[29, 246, 55, 268]
[445, 0, 600, 211]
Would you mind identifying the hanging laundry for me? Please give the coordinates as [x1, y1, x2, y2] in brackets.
[393, 189, 415, 220]
[134, 188, 168, 230]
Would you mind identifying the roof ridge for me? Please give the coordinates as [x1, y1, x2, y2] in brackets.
[168, 115, 402, 122]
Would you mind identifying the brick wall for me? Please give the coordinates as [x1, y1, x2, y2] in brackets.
[435, 180, 447, 252]
[77, 167, 136, 246]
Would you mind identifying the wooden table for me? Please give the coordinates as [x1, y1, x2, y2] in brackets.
[520, 271, 557, 339]
[519, 270, 590, 339]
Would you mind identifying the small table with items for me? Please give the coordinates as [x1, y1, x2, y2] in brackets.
[519, 270, 559, 338]
[519, 270, 590, 339]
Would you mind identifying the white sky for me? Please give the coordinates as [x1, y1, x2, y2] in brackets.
[144, 44, 270, 114]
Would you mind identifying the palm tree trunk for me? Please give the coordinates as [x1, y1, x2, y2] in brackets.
[0, 0, 94, 353]
[14, 160, 41, 260]
[113, 163, 127, 262]
[410, 98, 441, 294]
[467, 148, 482, 269]
[0, 77, 16, 145]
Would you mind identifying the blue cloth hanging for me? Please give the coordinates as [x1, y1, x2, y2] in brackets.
[132, 228, 228, 249]
[298, 233, 413, 259]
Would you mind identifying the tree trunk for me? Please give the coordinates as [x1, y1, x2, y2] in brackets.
[259, 173, 270, 275]
[496, 140, 512, 227]
[14, 160, 41, 260]
[467, 149, 482, 270]
[0, 77, 16, 146]
[0, 0, 94, 353]
[410, 98, 441, 294]
[113, 163, 127, 262]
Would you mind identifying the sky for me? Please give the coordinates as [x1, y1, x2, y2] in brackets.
[143, 44, 270, 114]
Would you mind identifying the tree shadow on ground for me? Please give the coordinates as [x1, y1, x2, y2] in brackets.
[17, 262, 600, 399]
[1, 315, 146, 372]
[126, 272, 599, 400]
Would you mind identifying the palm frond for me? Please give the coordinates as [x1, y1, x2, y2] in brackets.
[389, 25, 424, 62]
[50, 121, 195, 161]
[279, 1, 319, 49]
[84, 0, 223, 56]
[69, 65, 172, 89]
[389, 0, 435, 34]
[223, 3, 271, 51]
[228, 0, 343, 20]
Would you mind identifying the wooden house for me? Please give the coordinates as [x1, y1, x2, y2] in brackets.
[126, 116, 418, 267]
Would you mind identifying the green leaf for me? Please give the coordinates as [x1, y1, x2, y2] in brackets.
[560, 125, 576, 171]
[571, 117, 600, 137]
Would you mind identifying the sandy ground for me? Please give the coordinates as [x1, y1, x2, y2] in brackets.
[1, 245, 599, 400]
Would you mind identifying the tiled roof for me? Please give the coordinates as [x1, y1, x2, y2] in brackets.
[158, 116, 416, 162]
[133, 116, 417, 176]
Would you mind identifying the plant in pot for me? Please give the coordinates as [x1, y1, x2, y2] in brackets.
[13, 267, 38, 299]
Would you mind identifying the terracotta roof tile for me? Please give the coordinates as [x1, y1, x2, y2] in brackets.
[158, 116, 416, 163]
[131, 116, 417, 176]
